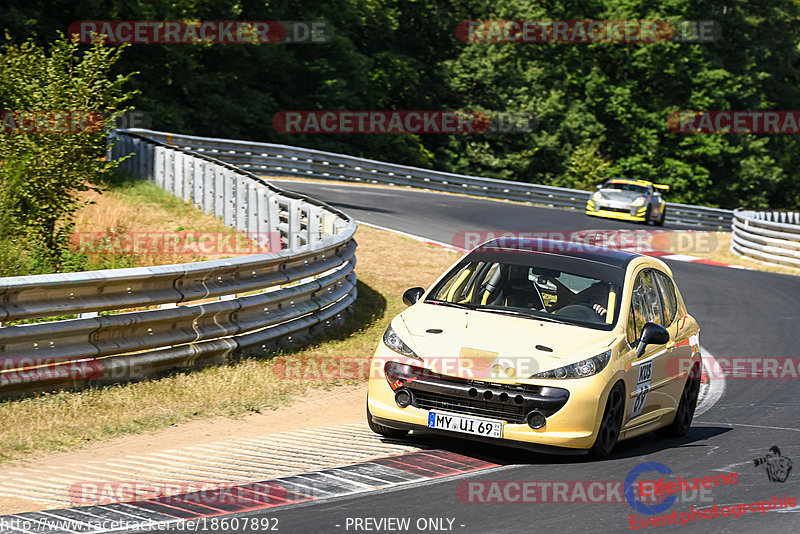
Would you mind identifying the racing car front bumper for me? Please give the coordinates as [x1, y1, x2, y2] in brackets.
[586, 200, 648, 222]
[367, 349, 620, 451]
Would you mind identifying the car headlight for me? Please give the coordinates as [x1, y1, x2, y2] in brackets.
[530, 350, 612, 379]
[592, 191, 603, 201]
[383, 324, 421, 360]
[632, 197, 646, 206]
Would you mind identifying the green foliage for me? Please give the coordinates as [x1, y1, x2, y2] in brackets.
[2, 0, 800, 219]
[0, 35, 137, 275]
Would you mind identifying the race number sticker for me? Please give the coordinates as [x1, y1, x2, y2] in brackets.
[630, 360, 653, 419]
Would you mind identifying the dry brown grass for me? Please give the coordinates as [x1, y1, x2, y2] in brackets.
[0, 224, 457, 463]
[73, 180, 264, 267]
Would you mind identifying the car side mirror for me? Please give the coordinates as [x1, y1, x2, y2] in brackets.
[636, 322, 670, 357]
[596, 184, 603, 190]
[402, 287, 425, 306]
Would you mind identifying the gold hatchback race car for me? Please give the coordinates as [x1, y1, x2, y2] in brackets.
[586, 178, 669, 225]
[366, 238, 701, 458]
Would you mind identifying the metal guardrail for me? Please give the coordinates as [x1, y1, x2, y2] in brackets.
[730, 209, 800, 269]
[120, 128, 734, 231]
[0, 131, 357, 398]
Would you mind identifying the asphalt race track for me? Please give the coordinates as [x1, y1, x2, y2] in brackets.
[170, 181, 800, 533]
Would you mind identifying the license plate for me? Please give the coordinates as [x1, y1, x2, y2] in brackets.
[427, 411, 503, 438]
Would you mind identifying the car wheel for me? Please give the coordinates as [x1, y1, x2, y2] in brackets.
[590, 382, 625, 459]
[657, 364, 700, 437]
[643, 206, 652, 225]
[366, 398, 410, 438]
[655, 207, 666, 227]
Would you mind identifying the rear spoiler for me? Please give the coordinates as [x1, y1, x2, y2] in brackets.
[653, 183, 670, 192]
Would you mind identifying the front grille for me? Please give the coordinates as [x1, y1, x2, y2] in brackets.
[396, 369, 570, 424]
[414, 390, 528, 423]
[605, 207, 630, 214]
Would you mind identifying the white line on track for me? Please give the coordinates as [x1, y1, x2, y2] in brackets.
[696, 348, 726, 416]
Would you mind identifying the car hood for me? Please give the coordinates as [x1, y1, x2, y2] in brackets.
[599, 189, 645, 203]
[395, 303, 619, 381]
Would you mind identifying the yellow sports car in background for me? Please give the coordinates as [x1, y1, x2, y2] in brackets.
[366, 238, 701, 458]
[586, 178, 669, 225]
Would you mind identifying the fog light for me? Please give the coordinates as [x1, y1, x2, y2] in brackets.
[526, 410, 546, 429]
[395, 389, 413, 408]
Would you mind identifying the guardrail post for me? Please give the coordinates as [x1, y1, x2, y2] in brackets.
[136, 138, 147, 178]
[153, 146, 165, 187]
[255, 188, 271, 251]
[213, 166, 225, 219]
[288, 198, 302, 249]
[307, 205, 322, 244]
[164, 149, 175, 193]
[247, 183, 259, 236]
[235, 177, 248, 232]
[223, 168, 235, 227]
[193, 160, 204, 210]
[142, 141, 152, 180]
[172, 150, 183, 199]
[267, 194, 281, 250]
[203, 162, 215, 215]
[321, 213, 335, 238]
[106, 132, 116, 162]
[183, 154, 194, 203]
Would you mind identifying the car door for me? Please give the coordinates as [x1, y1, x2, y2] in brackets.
[624, 269, 669, 426]
[651, 269, 692, 409]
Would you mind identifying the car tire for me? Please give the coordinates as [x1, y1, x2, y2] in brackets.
[655, 207, 666, 226]
[657, 363, 700, 438]
[366, 398, 410, 438]
[590, 382, 625, 459]
[643, 206, 652, 225]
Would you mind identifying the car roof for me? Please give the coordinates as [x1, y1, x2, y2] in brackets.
[476, 237, 640, 265]
[466, 238, 641, 285]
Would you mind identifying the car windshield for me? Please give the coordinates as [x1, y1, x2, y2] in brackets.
[426, 256, 623, 330]
[604, 181, 649, 194]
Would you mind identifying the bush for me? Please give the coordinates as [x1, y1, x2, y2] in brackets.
[0, 35, 137, 276]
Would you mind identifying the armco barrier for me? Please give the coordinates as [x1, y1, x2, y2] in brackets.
[119, 128, 734, 230]
[0, 131, 357, 398]
[730, 209, 800, 269]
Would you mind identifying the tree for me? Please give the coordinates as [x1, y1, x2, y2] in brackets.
[0, 35, 137, 274]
